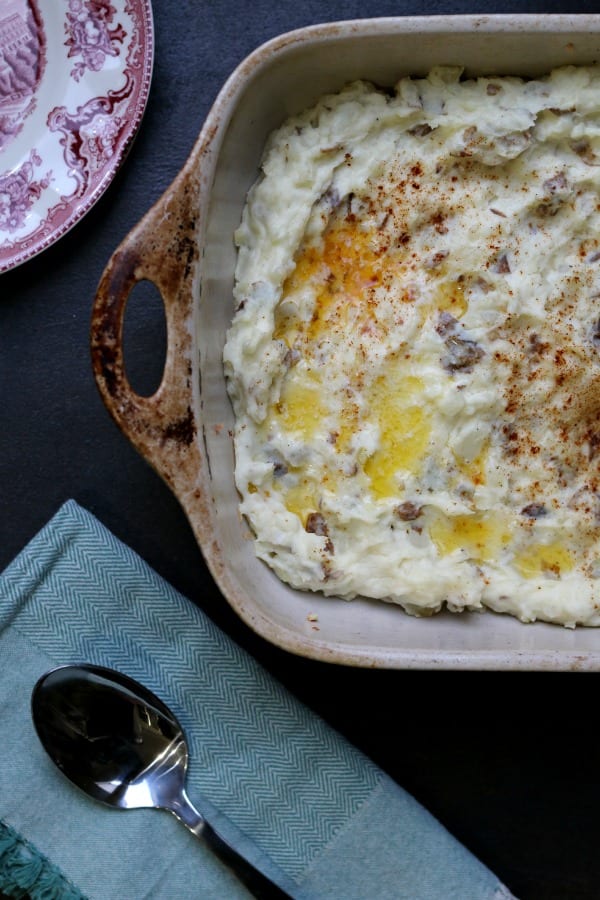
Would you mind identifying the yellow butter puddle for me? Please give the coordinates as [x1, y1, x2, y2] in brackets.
[280, 476, 320, 527]
[363, 371, 431, 498]
[429, 512, 512, 563]
[274, 368, 326, 440]
[430, 510, 576, 578]
[514, 542, 574, 578]
[274, 220, 386, 347]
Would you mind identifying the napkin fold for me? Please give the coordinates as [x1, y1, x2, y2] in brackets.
[0, 500, 514, 900]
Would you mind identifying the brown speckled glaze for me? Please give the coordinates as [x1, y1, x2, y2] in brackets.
[91, 161, 207, 510]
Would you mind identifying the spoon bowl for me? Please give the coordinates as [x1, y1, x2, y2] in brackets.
[31, 663, 291, 899]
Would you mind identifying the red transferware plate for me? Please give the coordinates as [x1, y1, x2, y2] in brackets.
[0, 0, 154, 273]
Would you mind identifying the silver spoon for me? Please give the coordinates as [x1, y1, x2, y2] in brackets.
[31, 663, 292, 899]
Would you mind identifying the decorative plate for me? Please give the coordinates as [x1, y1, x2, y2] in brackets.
[0, 0, 154, 273]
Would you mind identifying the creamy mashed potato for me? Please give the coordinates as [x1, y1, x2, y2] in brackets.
[223, 66, 600, 627]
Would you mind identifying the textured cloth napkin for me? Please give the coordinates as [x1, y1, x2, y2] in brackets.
[0, 500, 514, 900]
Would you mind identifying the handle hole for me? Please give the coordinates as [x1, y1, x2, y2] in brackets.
[122, 278, 167, 398]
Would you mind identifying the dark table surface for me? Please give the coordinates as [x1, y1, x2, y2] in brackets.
[2, 3, 600, 899]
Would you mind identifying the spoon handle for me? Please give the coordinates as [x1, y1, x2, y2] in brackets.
[166, 790, 293, 899]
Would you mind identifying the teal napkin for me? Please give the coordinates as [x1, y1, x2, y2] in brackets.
[0, 500, 514, 900]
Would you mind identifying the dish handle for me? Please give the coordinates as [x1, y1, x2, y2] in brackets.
[90, 169, 207, 510]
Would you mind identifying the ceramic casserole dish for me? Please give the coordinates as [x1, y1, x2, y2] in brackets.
[91, 14, 600, 670]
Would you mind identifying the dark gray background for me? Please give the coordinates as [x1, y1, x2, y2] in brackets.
[2, 3, 600, 898]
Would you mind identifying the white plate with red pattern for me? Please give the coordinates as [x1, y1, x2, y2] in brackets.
[0, 0, 153, 273]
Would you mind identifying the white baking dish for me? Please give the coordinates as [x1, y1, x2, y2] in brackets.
[91, 14, 600, 669]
